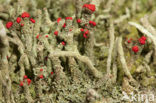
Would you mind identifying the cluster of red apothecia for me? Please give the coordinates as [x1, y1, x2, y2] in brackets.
[6, 12, 35, 29]
[6, 11, 66, 47]
[20, 68, 54, 87]
[6, 12, 52, 43]
[53, 4, 96, 39]
[20, 75, 31, 87]
[78, 4, 96, 38]
[82, 4, 96, 12]
[127, 36, 147, 53]
[53, 17, 73, 46]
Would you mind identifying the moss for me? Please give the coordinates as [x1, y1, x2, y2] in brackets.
[130, 65, 137, 75]
[29, 85, 36, 98]
[130, 57, 143, 74]
[126, 26, 139, 39]
[141, 76, 156, 87]
[37, 0, 46, 8]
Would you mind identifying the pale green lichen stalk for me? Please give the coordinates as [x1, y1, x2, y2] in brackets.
[0, 0, 156, 103]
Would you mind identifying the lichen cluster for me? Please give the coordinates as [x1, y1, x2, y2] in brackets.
[0, 0, 156, 103]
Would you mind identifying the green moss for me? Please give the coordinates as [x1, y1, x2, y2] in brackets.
[135, 57, 143, 65]
[130, 65, 136, 75]
[130, 57, 143, 74]
[30, 85, 36, 98]
[37, 0, 46, 8]
[126, 26, 139, 38]
[141, 76, 156, 87]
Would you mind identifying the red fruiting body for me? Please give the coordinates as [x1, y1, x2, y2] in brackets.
[54, 31, 58, 36]
[63, 23, 66, 28]
[89, 21, 93, 24]
[139, 38, 145, 45]
[127, 40, 131, 43]
[20, 23, 24, 27]
[69, 29, 72, 31]
[27, 79, 31, 85]
[132, 46, 139, 53]
[36, 34, 40, 39]
[61, 41, 66, 46]
[21, 12, 30, 18]
[7, 56, 9, 59]
[39, 75, 44, 79]
[20, 81, 24, 86]
[57, 17, 61, 23]
[83, 33, 87, 38]
[6, 22, 13, 29]
[89, 21, 96, 26]
[45, 35, 49, 38]
[83, 4, 96, 12]
[23, 75, 27, 79]
[16, 17, 21, 24]
[92, 21, 96, 26]
[30, 18, 35, 23]
[141, 36, 146, 41]
[40, 69, 43, 71]
[51, 72, 53, 75]
[77, 19, 81, 23]
[80, 28, 84, 32]
[127, 38, 132, 43]
[65, 17, 72, 20]
[84, 30, 89, 34]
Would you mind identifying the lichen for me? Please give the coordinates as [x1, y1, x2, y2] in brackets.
[0, 0, 156, 103]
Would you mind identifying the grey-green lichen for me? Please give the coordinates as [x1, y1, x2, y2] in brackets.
[0, 0, 156, 103]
